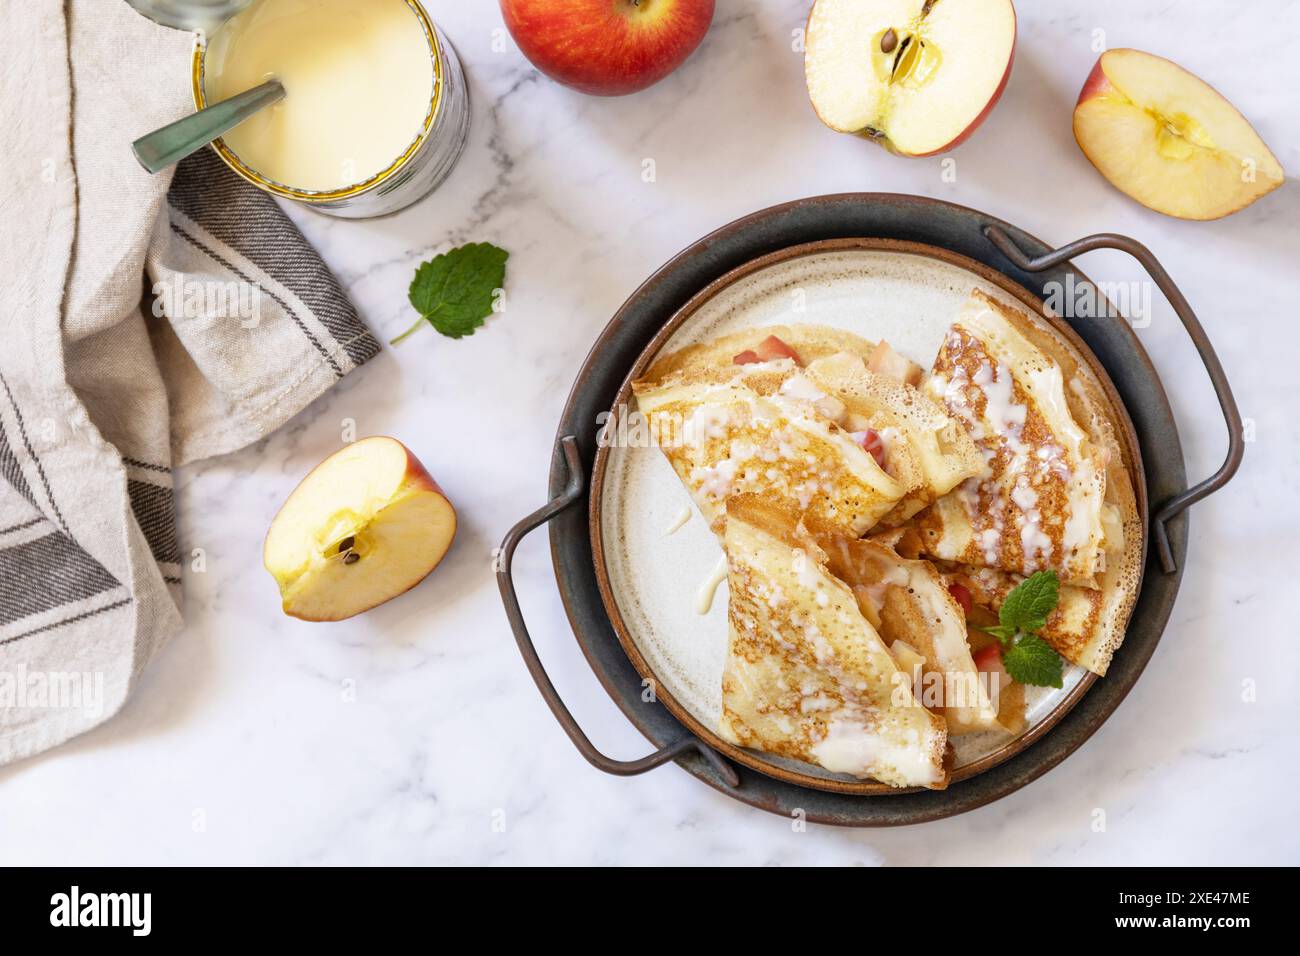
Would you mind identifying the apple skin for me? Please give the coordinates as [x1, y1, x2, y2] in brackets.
[500, 0, 714, 96]
[1075, 55, 1110, 106]
[396, 446, 450, 501]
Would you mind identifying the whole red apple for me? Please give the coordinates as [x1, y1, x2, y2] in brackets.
[500, 0, 715, 96]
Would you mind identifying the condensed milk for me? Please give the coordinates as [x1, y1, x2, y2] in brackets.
[193, 0, 469, 217]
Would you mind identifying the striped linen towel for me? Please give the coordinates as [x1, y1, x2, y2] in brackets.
[0, 1, 379, 764]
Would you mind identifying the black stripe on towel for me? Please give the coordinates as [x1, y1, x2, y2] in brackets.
[0, 531, 122, 627]
[168, 150, 381, 368]
[0, 517, 45, 537]
[127, 479, 182, 567]
[168, 222, 345, 378]
[123, 456, 170, 475]
[0, 597, 132, 648]
[0, 374, 68, 531]
[0, 419, 37, 509]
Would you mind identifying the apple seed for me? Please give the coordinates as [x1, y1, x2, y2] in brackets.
[337, 535, 355, 554]
[343, 552, 360, 565]
[880, 28, 897, 54]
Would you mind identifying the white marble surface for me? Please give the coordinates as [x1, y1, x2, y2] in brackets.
[3, 0, 1297, 865]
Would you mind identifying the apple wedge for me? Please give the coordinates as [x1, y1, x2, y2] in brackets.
[264, 437, 456, 622]
[1073, 49, 1284, 220]
[805, 0, 1016, 156]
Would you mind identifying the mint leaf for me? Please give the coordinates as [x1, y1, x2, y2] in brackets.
[1001, 633, 1064, 688]
[391, 242, 508, 344]
[997, 570, 1060, 635]
[980, 572, 1065, 684]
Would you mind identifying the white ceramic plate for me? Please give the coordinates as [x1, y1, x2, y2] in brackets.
[597, 245, 1095, 787]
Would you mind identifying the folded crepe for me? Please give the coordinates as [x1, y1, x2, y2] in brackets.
[813, 528, 1004, 734]
[915, 290, 1141, 591]
[718, 495, 948, 788]
[905, 290, 1143, 675]
[803, 351, 984, 525]
[632, 325, 983, 538]
[636, 324, 880, 389]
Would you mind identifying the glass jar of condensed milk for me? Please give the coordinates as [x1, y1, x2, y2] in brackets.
[187, 0, 470, 218]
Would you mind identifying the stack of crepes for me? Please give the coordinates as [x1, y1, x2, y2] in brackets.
[631, 290, 1142, 789]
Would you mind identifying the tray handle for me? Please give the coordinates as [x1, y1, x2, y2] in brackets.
[984, 226, 1244, 574]
[496, 436, 740, 787]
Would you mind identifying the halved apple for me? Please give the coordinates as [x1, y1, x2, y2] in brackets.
[1073, 49, 1284, 220]
[264, 437, 456, 622]
[804, 0, 1016, 156]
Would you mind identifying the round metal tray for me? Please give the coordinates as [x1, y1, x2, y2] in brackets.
[497, 194, 1242, 826]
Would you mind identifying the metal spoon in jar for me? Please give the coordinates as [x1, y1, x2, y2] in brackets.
[131, 78, 284, 174]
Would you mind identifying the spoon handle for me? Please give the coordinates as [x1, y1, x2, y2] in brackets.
[132, 79, 285, 174]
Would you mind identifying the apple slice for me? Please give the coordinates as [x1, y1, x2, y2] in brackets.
[263, 437, 456, 621]
[805, 0, 1016, 156]
[1073, 49, 1284, 220]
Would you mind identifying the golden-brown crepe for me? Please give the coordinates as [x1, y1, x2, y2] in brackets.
[813, 528, 1004, 734]
[907, 290, 1143, 675]
[637, 324, 880, 389]
[633, 368, 908, 537]
[804, 351, 984, 524]
[719, 496, 948, 788]
[915, 291, 1141, 591]
[631, 325, 983, 538]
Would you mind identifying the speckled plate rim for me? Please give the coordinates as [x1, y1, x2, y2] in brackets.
[545, 193, 1189, 827]
[587, 237, 1148, 796]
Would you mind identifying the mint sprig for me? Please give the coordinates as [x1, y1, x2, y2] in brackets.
[390, 242, 509, 344]
[979, 570, 1064, 688]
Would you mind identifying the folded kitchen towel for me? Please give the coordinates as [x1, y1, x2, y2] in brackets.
[0, 1, 379, 764]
